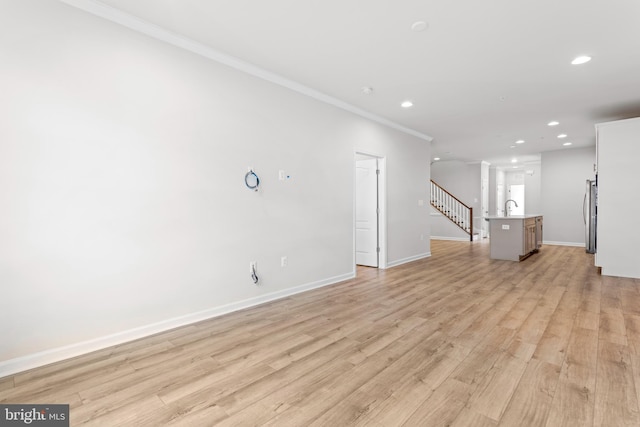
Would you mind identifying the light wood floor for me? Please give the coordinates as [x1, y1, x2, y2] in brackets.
[3, 240, 640, 426]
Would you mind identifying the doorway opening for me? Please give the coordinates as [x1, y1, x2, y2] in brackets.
[508, 184, 525, 215]
[355, 152, 386, 272]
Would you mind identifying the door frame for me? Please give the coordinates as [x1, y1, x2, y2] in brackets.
[354, 151, 387, 270]
[480, 161, 490, 238]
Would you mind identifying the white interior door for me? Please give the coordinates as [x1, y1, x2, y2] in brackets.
[356, 158, 378, 267]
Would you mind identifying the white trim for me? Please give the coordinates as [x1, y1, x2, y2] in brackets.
[354, 152, 387, 270]
[542, 241, 585, 247]
[59, 0, 433, 143]
[377, 158, 388, 269]
[430, 236, 472, 242]
[387, 252, 431, 268]
[0, 272, 354, 377]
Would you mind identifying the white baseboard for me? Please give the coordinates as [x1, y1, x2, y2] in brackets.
[0, 272, 355, 378]
[387, 252, 431, 268]
[431, 236, 471, 242]
[543, 241, 584, 247]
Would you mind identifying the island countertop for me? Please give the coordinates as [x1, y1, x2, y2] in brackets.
[485, 214, 542, 220]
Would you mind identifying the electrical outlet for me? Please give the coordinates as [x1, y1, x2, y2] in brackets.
[281, 256, 287, 267]
[502, 224, 510, 230]
[279, 170, 285, 181]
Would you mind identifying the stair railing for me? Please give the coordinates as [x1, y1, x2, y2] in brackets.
[430, 179, 474, 241]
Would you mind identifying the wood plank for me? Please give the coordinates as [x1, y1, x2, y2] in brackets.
[400, 378, 472, 426]
[79, 395, 167, 427]
[466, 352, 529, 421]
[450, 407, 498, 427]
[620, 281, 640, 317]
[630, 353, 640, 422]
[324, 332, 468, 427]
[593, 341, 640, 426]
[215, 359, 355, 426]
[515, 285, 566, 345]
[73, 358, 221, 424]
[624, 313, 640, 356]
[0, 377, 14, 392]
[452, 326, 516, 386]
[499, 358, 561, 427]
[211, 338, 360, 418]
[546, 327, 598, 426]
[533, 304, 582, 367]
[600, 276, 629, 345]
[262, 326, 444, 426]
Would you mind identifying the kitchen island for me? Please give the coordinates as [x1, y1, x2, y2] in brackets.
[486, 215, 543, 261]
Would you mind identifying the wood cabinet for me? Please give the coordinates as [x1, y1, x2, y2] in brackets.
[536, 216, 543, 249]
[524, 217, 537, 255]
[487, 215, 542, 261]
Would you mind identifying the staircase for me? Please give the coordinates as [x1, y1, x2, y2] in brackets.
[430, 180, 474, 241]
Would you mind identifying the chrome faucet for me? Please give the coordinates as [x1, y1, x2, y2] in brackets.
[505, 199, 518, 216]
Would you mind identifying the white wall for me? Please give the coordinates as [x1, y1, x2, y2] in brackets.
[524, 164, 542, 215]
[489, 167, 506, 216]
[596, 117, 640, 278]
[431, 160, 481, 239]
[541, 147, 596, 245]
[431, 161, 479, 206]
[429, 207, 470, 240]
[0, 1, 430, 374]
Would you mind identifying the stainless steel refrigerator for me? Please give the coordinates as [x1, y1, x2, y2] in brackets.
[584, 179, 597, 254]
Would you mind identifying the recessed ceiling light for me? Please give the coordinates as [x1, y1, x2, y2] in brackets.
[411, 21, 428, 32]
[401, 100, 413, 108]
[511, 158, 517, 163]
[563, 142, 573, 146]
[548, 121, 559, 126]
[361, 86, 374, 95]
[433, 157, 440, 161]
[558, 134, 567, 138]
[515, 140, 525, 144]
[571, 55, 592, 65]
[510, 145, 516, 149]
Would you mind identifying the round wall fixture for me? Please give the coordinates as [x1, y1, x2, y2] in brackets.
[245, 169, 260, 191]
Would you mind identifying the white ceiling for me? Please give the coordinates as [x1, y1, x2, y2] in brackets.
[75, 0, 640, 168]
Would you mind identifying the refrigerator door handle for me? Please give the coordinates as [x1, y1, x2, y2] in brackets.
[583, 193, 587, 225]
